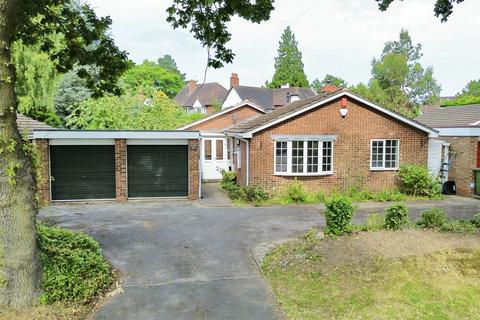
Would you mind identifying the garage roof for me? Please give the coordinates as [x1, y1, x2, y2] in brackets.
[32, 129, 200, 140]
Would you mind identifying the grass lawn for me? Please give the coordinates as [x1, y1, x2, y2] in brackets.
[262, 230, 480, 320]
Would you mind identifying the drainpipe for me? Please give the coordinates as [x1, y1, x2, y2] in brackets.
[198, 136, 203, 198]
[235, 136, 250, 186]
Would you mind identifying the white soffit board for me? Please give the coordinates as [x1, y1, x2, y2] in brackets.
[437, 127, 480, 136]
[126, 139, 188, 145]
[33, 130, 200, 140]
[49, 139, 115, 145]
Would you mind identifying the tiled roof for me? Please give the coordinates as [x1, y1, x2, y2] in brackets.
[415, 104, 480, 128]
[16, 114, 52, 136]
[174, 82, 228, 107]
[233, 86, 316, 111]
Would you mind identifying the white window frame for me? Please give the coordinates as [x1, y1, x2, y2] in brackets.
[273, 139, 334, 176]
[370, 139, 400, 171]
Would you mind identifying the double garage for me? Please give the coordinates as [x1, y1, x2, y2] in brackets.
[33, 130, 200, 202]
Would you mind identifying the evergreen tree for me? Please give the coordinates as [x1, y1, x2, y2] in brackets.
[54, 70, 92, 122]
[311, 74, 347, 92]
[267, 26, 309, 88]
[157, 54, 186, 81]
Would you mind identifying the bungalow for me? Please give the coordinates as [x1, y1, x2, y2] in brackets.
[416, 104, 480, 196]
[174, 81, 228, 115]
[224, 89, 438, 193]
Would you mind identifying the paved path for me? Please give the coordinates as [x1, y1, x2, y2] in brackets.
[38, 195, 479, 320]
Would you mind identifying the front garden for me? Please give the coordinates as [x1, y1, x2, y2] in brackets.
[260, 196, 480, 319]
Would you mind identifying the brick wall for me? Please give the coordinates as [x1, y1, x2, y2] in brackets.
[189, 105, 263, 131]
[35, 139, 50, 205]
[244, 98, 429, 193]
[442, 136, 478, 196]
[234, 139, 248, 186]
[115, 139, 127, 202]
[188, 139, 200, 199]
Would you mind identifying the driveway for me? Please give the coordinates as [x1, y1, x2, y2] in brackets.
[38, 195, 479, 320]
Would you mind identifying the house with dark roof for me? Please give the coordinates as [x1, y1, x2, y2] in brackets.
[222, 73, 316, 111]
[174, 81, 228, 115]
[222, 88, 438, 193]
[416, 104, 480, 196]
[16, 114, 53, 138]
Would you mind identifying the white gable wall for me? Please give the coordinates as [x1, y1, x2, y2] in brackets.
[221, 88, 242, 109]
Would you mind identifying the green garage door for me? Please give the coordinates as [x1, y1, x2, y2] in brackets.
[127, 145, 188, 197]
[50, 145, 115, 200]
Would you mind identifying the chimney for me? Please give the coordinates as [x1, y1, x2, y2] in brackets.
[320, 81, 339, 93]
[188, 80, 197, 93]
[230, 73, 239, 88]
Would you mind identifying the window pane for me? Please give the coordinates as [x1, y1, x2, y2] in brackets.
[292, 141, 304, 173]
[385, 139, 398, 168]
[216, 140, 224, 160]
[371, 140, 384, 168]
[307, 141, 319, 173]
[227, 139, 232, 160]
[204, 140, 212, 160]
[275, 141, 288, 172]
[322, 141, 332, 172]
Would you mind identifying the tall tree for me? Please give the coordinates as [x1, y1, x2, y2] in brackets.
[311, 75, 347, 92]
[375, 0, 465, 22]
[54, 70, 92, 122]
[157, 54, 185, 81]
[267, 26, 309, 88]
[0, 0, 128, 308]
[442, 79, 480, 106]
[351, 30, 441, 116]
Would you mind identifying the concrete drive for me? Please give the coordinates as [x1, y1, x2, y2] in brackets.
[38, 196, 479, 320]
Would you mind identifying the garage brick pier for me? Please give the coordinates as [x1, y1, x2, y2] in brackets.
[33, 130, 201, 203]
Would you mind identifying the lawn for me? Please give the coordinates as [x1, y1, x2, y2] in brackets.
[261, 230, 480, 320]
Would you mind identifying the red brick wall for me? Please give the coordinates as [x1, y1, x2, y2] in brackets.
[35, 139, 50, 205]
[245, 98, 429, 193]
[115, 139, 127, 202]
[442, 136, 478, 196]
[234, 139, 248, 186]
[189, 105, 263, 131]
[188, 139, 200, 200]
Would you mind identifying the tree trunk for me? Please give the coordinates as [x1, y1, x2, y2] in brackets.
[0, 0, 41, 308]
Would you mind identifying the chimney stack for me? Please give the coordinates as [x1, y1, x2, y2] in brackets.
[188, 80, 197, 93]
[320, 84, 339, 93]
[230, 73, 239, 88]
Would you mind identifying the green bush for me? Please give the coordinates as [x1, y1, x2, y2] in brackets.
[221, 170, 236, 188]
[325, 196, 355, 235]
[417, 208, 448, 229]
[372, 189, 407, 202]
[471, 213, 480, 228]
[223, 182, 245, 200]
[360, 213, 386, 231]
[344, 186, 373, 202]
[285, 179, 308, 203]
[37, 223, 113, 305]
[385, 203, 409, 230]
[397, 164, 441, 197]
[440, 220, 477, 235]
[243, 185, 269, 205]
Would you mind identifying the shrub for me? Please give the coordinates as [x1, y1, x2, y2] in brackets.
[471, 213, 480, 228]
[358, 213, 386, 232]
[440, 220, 477, 235]
[285, 179, 308, 203]
[325, 196, 355, 235]
[37, 223, 112, 305]
[223, 182, 244, 200]
[243, 185, 269, 205]
[417, 208, 448, 229]
[397, 164, 441, 197]
[221, 170, 236, 188]
[385, 203, 409, 230]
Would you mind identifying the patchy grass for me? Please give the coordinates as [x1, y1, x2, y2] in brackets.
[0, 304, 90, 320]
[262, 230, 480, 320]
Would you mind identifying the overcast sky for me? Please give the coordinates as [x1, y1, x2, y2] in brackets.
[88, 0, 480, 96]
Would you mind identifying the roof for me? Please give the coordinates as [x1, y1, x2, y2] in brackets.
[232, 86, 316, 111]
[174, 82, 228, 107]
[178, 99, 265, 130]
[17, 114, 52, 137]
[32, 129, 199, 140]
[416, 104, 480, 128]
[225, 89, 438, 138]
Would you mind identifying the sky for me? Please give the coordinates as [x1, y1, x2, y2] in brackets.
[88, 0, 480, 96]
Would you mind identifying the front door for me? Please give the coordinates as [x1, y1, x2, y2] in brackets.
[202, 137, 232, 180]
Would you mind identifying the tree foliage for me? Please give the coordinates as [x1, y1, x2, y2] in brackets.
[66, 91, 203, 130]
[267, 26, 309, 88]
[375, 0, 465, 22]
[441, 79, 480, 106]
[120, 60, 185, 98]
[157, 54, 185, 81]
[351, 30, 441, 116]
[311, 74, 347, 92]
[54, 70, 92, 122]
[166, 0, 274, 68]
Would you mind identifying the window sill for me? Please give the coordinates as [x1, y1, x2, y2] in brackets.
[273, 172, 334, 177]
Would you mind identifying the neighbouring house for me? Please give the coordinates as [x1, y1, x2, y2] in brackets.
[223, 89, 438, 193]
[416, 104, 480, 196]
[222, 73, 316, 111]
[174, 80, 228, 115]
[16, 114, 53, 138]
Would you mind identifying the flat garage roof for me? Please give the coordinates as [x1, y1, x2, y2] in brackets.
[32, 129, 200, 140]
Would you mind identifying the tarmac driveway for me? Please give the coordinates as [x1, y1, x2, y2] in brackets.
[38, 195, 479, 320]
[39, 201, 323, 320]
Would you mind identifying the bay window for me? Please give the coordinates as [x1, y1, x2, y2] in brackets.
[370, 139, 399, 170]
[274, 138, 334, 175]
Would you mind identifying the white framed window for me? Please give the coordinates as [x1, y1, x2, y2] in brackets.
[370, 139, 399, 170]
[274, 139, 334, 176]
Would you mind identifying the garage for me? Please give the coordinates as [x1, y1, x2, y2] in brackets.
[50, 145, 116, 200]
[127, 145, 189, 197]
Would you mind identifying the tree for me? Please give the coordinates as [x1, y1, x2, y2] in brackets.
[157, 54, 185, 81]
[442, 79, 480, 106]
[375, 0, 465, 22]
[66, 91, 203, 130]
[120, 60, 185, 98]
[351, 30, 441, 116]
[311, 75, 347, 92]
[267, 26, 309, 88]
[0, 0, 129, 308]
[460, 79, 480, 96]
[54, 71, 92, 122]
